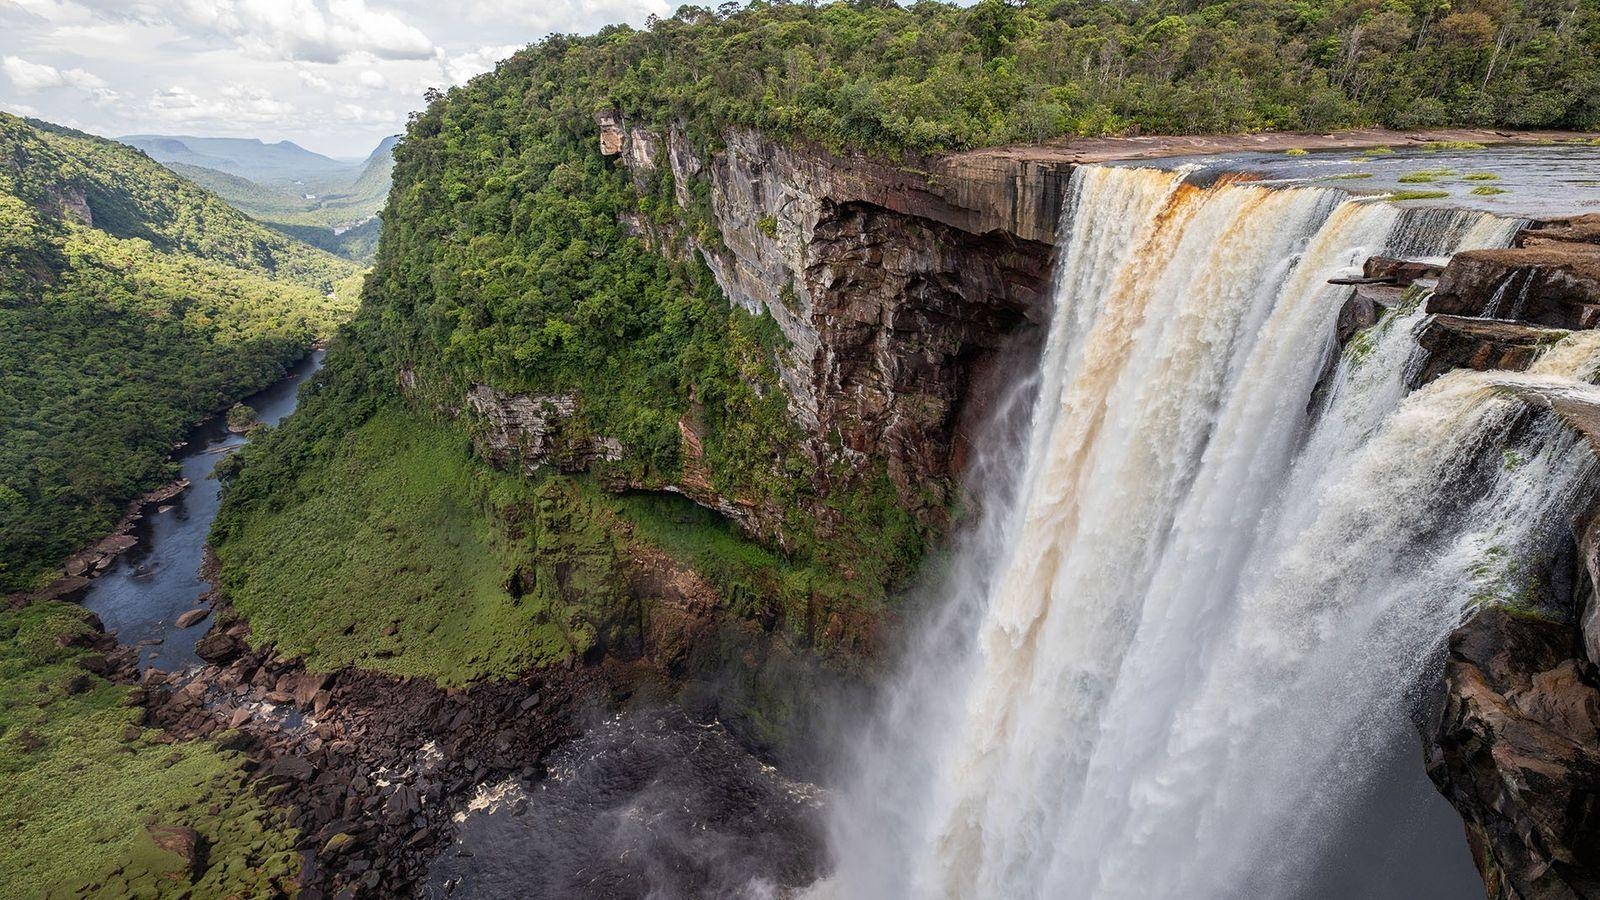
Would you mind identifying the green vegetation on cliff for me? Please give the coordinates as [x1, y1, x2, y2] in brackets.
[0, 113, 360, 593]
[507, 0, 1599, 157]
[0, 601, 298, 896]
[213, 0, 1600, 690]
[214, 390, 863, 685]
[217, 406, 580, 684]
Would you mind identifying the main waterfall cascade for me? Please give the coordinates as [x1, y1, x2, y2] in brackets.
[817, 166, 1600, 899]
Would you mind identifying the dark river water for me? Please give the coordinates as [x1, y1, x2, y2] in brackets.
[81, 349, 324, 670]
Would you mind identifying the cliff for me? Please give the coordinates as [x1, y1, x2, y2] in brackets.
[1381, 215, 1600, 898]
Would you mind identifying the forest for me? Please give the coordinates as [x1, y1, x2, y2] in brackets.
[501, 0, 1600, 157]
[0, 114, 359, 593]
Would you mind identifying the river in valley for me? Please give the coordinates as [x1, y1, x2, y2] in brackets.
[81, 349, 325, 671]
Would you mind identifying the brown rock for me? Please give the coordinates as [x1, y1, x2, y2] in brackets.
[293, 673, 332, 709]
[1363, 256, 1445, 285]
[194, 629, 243, 664]
[175, 607, 209, 629]
[1428, 244, 1600, 329]
[1414, 315, 1567, 383]
[144, 824, 200, 881]
[595, 110, 624, 157]
[1426, 607, 1600, 899]
[1517, 214, 1600, 248]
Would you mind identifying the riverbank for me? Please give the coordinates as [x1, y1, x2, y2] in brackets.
[12, 346, 329, 612]
[139, 597, 607, 896]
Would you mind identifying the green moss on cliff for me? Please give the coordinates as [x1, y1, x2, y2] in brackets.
[215, 393, 886, 686]
[0, 601, 298, 897]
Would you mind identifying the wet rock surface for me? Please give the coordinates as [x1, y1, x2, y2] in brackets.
[1415, 315, 1566, 383]
[1425, 607, 1600, 900]
[1428, 246, 1600, 330]
[422, 708, 825, 899]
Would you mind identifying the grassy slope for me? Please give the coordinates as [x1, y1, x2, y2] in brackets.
[0, 113, 360, 594]
[216, 401, 859, 687]
[0, 601, 298, 898]
[219, 408, 576, 684]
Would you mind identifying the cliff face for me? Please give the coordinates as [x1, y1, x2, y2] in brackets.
[466, 114, 1059, 544]
[1396, 216, 1600, 899]
[1427, 607, 1600, 900]
[672, 126, 1051, 512]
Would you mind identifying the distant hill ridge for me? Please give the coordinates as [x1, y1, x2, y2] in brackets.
[120, 131, 399, 261]
[119, 133, 353, 184]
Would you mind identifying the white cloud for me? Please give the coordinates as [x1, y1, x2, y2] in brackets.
[161, 0, 435, 64]
[2, 54, 116, 102]
[147, 83, 294, 125]
[439, 43, 522, 86]
[3, 0, 95, 25]
[334, 100, 399, 124]
[0, 0, 673, 155]
[433, 0, 671, 32]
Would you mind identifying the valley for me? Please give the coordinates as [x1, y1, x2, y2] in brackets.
[3, 1, 1600, 898]
[122, 133, 397, 262]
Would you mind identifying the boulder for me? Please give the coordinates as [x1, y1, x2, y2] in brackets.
[1414, 315, 1567, 383]
[142, 824, 201, 882]
[1335, 284, 1407, 347]
[1517, 214, 1600, 248]
[1428, 244, 1600, 329]
[1363, 256, 1444, 285]
[292, 672, 332, 710]
[175, 608, 209, 629]
[194, 629, 243, 664]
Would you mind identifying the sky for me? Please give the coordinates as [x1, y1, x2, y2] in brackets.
[0, 0, 676, 158]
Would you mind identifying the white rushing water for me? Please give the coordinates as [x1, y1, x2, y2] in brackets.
[815, 166, 1599, 899]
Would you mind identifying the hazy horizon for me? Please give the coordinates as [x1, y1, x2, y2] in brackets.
[0, 0, 674, 157]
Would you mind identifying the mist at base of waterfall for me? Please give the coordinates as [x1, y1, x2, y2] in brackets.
[422, 708, 824, 900]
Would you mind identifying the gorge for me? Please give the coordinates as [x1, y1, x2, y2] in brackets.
[7, 2, 1600, 897]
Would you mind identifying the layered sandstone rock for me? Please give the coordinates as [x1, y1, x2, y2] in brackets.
[1428, 245, 1600, 330]
[597, 114, 1051, 531]
[462, 384, 621, 474]
[1426, 606, 1600, 900]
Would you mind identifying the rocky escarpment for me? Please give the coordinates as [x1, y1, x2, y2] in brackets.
[1419, 215, 1600, 379]
[600, 117, 1056, 534]
[1371, 214, 1600, 899]
[440, 117, 1061, 548]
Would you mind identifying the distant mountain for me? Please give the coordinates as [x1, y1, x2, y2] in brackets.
[119, 134, 355, 185]
[118, 133, 400, 262]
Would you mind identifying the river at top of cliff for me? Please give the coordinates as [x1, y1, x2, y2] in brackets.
[1123, 142, 1600, 219]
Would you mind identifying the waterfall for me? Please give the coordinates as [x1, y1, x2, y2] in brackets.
[815, 166, 1596, 899]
